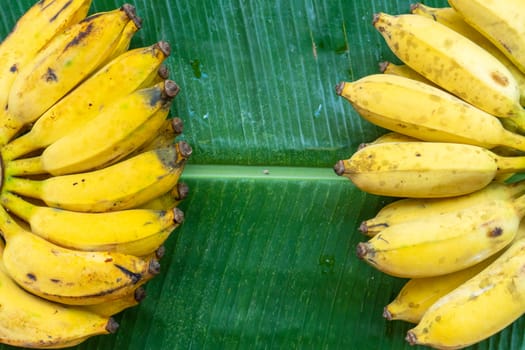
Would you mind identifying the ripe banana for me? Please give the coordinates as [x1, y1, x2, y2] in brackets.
[1, 191, 183, 256]
[83, 286, 146, 318]
[4, 142, 192, 212]
[373, 12, 525, 125]
[0, 241, 118, 348]
[5, 80, 180, 176]
[410, 3, 525, 106]
[334, 141, 525, 198]
[360, 180, 525, 236]
[0, 4, 140, 144]
[136, 117, 185, 153]
[448, 0, 525, 75]
[383, 254, 497, 324]
[0, 0, 92, 114]
[379, 61, 436, 87]
[1, 41, 171, 162]
[357, 131, 419, 150]
[0, 205, 160, 305]
[357, 195, 524, 278]
[406, 236, 525, 349]
[336, 74, 525, 152]
[139, 182, 190, 210]
[105, 15, 142, 61]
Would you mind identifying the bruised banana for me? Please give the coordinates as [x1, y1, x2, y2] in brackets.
[410, 3, 525, 106]
[356, 194, 525, 278]
[373, 12, 525, 126]
[0, 4, 140, 144]
[5, 80, 180, 176]
[449, 0, 525, 75]
[0, 191, 184, 256]
[0, 0, 92, 113]
[360, 180, 525, 236]
[336, 74, 525, 152]
[406, 236, 525, 349]
[0, 205, 160, 305]
[334, 141, 525, 198]
[1, 41, 171, 162]
[4, 142, 192, 212]
[0, 240, 118, 348]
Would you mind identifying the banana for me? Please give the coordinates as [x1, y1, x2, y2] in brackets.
[334, 141, 525, 198]
[83, 286, 147, 318]
[105, 15, 142, 61]
[410, 3, 525, 106]
[406, 236, 525, 349]
[448, 0, 525, 75]
[0, 239, 118, 348]
[360, 180, 525, 236]
[357, 131, 419, 150]
[4, 142, 192, 212]
[383, 254, 497, 324]
[1, 41, 171, 162]
[356, 194, 525, 278]
[136, 117, 185, 153]
[5, 80, 180, 176]
[139, 182, 190, 210]
[379, 61, 436, 86]
[373, 12, 525, 125]
[0, 204, 161, 306]
[1, 191, 184, 256]
[0, 0, 92, 113]
[0, 4, 141, 144]
[336, 74, 525, 152]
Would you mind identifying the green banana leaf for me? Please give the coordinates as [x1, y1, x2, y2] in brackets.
[1, 0, 523, 349]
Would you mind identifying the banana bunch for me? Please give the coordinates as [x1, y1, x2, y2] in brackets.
[334, 1, 525, 349]
[0, 0, 192, 348]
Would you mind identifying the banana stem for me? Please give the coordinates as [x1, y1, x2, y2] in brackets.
[3, 177, 41, 200]
[0, 192, 34, 222]
[494, 154, 525, 173]
[501, 129, 525, 152]
[4, 157, 45, 176]
[0, 203, 23, 241]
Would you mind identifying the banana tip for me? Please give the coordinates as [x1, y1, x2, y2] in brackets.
[382, 307, 393, 321]
[335, 82, 345, 96]
[106, 317, 120, 334]
[178, 141, 193, 158]
[173, 207, 185, 224]
[171, 117, 184, 134]
[174, 182, 189, 200]
[164, 80, 180, 99]
[409, 3, 421, 13]
[134, 286, 147, 302]
[155, 245, 166, 260]
[149, 259, 161, 275]
[333, 160, 345, 176]
[121, 4, 142, 29]
[405, 330, 418, 346]
[358, 221, 368, 234]
[157, 41, 171, 57]
[356, 242, 368, 259]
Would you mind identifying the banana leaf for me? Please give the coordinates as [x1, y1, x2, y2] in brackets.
[2, 0, 523, 349]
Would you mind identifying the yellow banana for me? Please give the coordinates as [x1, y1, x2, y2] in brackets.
[5, 80, 180, 176]
[0, 239, 118, 348]
[357, 131, 419, 150]
[0, 4, 140, 144]
[379, 61, 436, 86]
[449, 0, 525, 75]
[0, 205, 161, 306]
[105, 15, 142, 61]
[373, 12, 525, 124]
[136, 117, 185, 153]
[336, 74, 525, 152]
[4, 142, 192, 212]
[1, 41, 171, 161]
[334, 141, 525, 198]
[139, 182, 190, 210]
[0, 191, 183, 256]
[410, 3, 525, 106]
[356, 194, 525, 278]
[83, 286, 146, 318]
[360, 180, 525, 236]
[383, 254, 497, 324]
[406, 236, 525, 349]
[0, 0, 92, 113]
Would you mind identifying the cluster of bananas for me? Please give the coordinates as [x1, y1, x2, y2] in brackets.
[0, 0, 191, 348]
[334, 1, 525, 349]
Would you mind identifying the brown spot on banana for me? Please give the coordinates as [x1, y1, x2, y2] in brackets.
[488, 227, 503, 237]
[491, 71, 510, 87]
